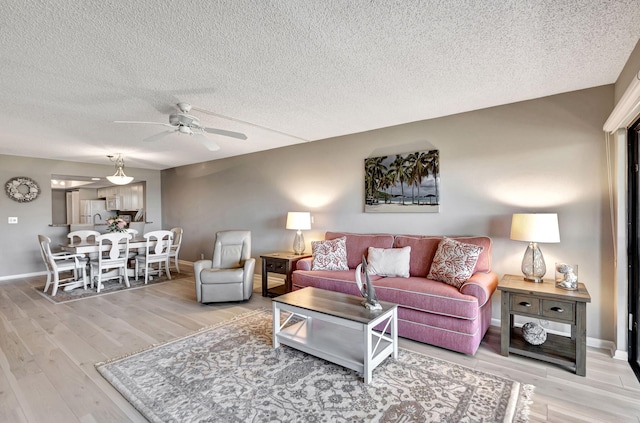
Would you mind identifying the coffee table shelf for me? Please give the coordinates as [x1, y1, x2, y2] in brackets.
[273, 287, 398, 383]
[276, 313, 395, 374]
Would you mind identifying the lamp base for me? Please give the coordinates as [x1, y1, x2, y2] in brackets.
[523, 276, 544, 283]
[292, 230, 305, 255]
[521, 242, 547, 283]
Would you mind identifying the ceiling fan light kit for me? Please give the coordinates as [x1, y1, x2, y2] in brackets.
[114, 102, 247, 151]
[106, 154, 134, 185]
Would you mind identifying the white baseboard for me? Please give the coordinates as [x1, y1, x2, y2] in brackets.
[2, 259, 195, 282]
[614, 349, 629, 360]
[0, 270, 47, 282]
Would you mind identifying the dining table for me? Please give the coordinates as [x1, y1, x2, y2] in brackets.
[61, 237, 152, 254]
[60, 237, 156, 291]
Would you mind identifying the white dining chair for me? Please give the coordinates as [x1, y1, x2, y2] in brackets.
[67, 230, 101, 245]
[135, 230, 173, 284]
[38, 235, 87, 296]
[90, 232, 132, 293]
[67, 229, 101, 263]
[168, 227, 183, 273]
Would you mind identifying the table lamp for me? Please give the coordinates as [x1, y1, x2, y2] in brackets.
[286, 212, 311, 255]
[510, 213, 560, 282]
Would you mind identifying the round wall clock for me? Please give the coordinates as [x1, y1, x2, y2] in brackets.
[5, 176, 40, 203]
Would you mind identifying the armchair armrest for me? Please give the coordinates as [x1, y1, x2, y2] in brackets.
[242, 258, 256, 300]
[193, 259, 212, 303]
[193, 260, 213, 280]
[460, 271, 499, 307]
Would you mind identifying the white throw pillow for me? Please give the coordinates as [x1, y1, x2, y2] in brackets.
[366, 246, 411, 278]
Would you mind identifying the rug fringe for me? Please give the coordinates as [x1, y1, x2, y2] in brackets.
[516, 383, 535, 423]
[95, 308, 269, 367]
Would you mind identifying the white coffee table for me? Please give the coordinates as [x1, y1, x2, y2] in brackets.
[272, 287, 398, 383]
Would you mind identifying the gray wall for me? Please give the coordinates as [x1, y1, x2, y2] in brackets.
[615, 39, 640, 103]
[161, 85, 615, 342]
[0, 155, 162, 277]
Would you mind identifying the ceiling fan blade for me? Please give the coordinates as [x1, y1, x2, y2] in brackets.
[143, 130, 176, 143]
[114, 121, 175, 128]
[203, 127, 248, 140]
[193, 133, 220, 151]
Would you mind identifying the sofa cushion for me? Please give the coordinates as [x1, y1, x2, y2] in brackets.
[311, 237, 348, 271]
[427, 238, 483, 289]
[393, 235, 493, 276]
[292, 272, 479, 320]
[367, 246, 411, 278]
[292, 270, 385, 296]
[326, 232, 394, 269]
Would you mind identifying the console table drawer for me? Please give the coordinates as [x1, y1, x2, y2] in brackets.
[542, 299, 575, 323]
[511, 295, 540, 315]
[265, 259, 288, 274]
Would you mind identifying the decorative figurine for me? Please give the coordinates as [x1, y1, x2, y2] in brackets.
[555, 262, 578, 290]
[355, 255, 382, 310]
[522, 322, 547, 345]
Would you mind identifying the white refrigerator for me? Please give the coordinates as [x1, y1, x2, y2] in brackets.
[80, 200, 109, 224]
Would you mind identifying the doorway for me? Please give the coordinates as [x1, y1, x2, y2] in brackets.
[627, 117, 640, 381]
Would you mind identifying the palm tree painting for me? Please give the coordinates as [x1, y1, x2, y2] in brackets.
[365, 150, 440, 213]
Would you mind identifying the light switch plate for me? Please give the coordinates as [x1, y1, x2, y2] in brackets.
[8, 217, 18, 224]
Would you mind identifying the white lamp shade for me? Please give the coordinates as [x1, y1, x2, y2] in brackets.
[286, 212, 311, 230]
[510, 213, 560, 243]
[106, 154, 133, 185]
[106, 175, 134, 185]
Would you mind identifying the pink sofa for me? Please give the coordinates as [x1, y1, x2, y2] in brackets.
[291, 231, 498, 355]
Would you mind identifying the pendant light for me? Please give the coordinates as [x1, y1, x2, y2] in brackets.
[106, 154, 134, 185]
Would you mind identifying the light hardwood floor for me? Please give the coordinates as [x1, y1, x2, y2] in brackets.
[1, 271, 639, 423]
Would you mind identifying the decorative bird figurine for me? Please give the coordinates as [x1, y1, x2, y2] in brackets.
[355, 255, 382, 310]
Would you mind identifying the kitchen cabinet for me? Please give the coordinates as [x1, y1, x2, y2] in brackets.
[98, 183, 144, 211]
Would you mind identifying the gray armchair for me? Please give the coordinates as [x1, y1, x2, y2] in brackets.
[194, 230, 255, 303]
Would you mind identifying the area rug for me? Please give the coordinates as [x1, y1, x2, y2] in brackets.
[96, 309, 533, 422]
[35, 273, 174, 304]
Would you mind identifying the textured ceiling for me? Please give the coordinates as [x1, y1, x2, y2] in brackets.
[0, 1, 639, 170]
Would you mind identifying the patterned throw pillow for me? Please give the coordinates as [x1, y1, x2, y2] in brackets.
[427, 238, 484, 289]
[312, 237, 349, 271]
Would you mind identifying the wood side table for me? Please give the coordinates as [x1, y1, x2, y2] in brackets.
[498, 274, 591, 376]
[261, 252, 311, 297]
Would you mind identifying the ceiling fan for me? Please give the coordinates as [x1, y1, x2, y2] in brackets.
[114, 102, 247, 151]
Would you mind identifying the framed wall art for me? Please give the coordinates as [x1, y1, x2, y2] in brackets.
[364, 150, 439, 213]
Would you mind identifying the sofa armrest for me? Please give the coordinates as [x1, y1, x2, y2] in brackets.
[295, 257, 313, 271]
[460, 271, 499, 307]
